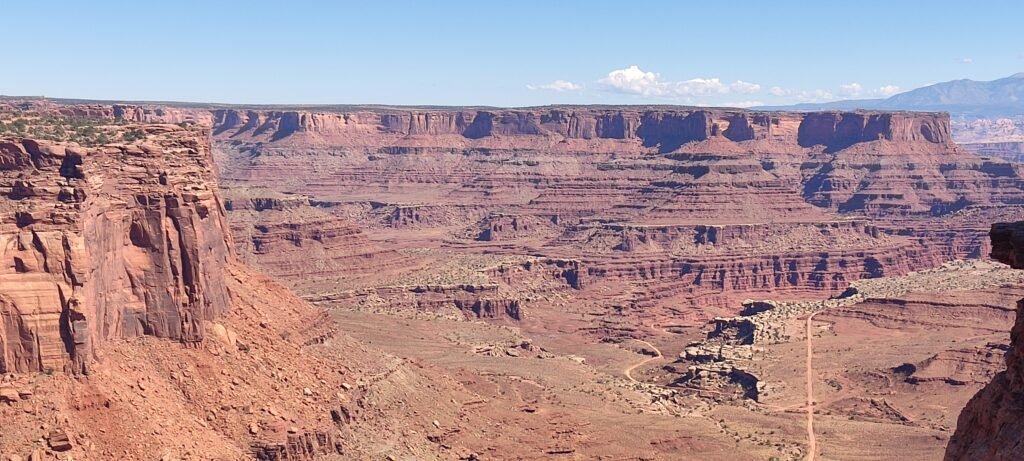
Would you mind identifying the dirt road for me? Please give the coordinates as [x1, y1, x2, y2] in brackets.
[623, 339, 663, 383]
[805, 311, 820, 461]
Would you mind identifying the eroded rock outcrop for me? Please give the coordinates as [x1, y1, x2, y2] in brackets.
[797, 112, 950, 150]
[0, 125, 231, 374]
[311, 284, 522, 320]
[209, 107, 952, 153]
[5, 100, 213, 126]
[945, 222, 1024, 460]
[222, 188, 415, 296]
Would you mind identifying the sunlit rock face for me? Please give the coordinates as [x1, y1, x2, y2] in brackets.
[0, 125, 232, 374]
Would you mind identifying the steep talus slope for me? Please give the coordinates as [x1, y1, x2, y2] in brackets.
[945, 222, 1024, 460]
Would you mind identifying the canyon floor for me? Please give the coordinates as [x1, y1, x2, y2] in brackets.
[317, 225, 1024, 460]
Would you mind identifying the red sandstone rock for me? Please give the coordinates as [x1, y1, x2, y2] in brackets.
[207, 107, 954, 152]
[0, 107, 784, 460]
[45, 430, 72, 451]
[221, 188, 415, 295]
[0, 126, 231, 374]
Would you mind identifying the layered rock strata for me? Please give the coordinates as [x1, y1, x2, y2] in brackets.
[0, 125, 231, 374]
[222, 188, 413, 294]
[312, 284, 522, 320]
[15, 101, 1024, 322]
[209, 108, 952, 152]
[204, 106, 1024, 320]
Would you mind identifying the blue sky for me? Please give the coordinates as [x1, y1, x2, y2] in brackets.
[4, 0, 1023, 107]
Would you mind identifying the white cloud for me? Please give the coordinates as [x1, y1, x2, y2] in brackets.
[961, 57, 974, 64]
[837, 82, 899, 98]
[769, 83, 901, 102]
[804, 89, 835, 102]
[674, 77, 730, 96]
[729, 81, 761, 94]
[719, 100, 764, 108]
[774, 88, 836, 103]
[876, 85, 901, 97]
[601, 65, 665, 96]
[526, 80, 582, 92]
[839, 82, 864, 97]
[599, 65, 761, 99]
[528, 67, 899, 106]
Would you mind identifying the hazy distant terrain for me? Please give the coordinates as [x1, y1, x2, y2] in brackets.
[760, 73, 1024, 117]
[762, 74, 1024, 147]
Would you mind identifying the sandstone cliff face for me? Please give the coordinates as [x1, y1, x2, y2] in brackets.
[111, 104, 213, 126]
[209, 107, 952, 152]
[797, 112, 950, 150]
[964, 141, 1024, 163]
[0, 125, 231, 374]
[5, 100, 213, 126]
[945, 222, 1024, 460]
[223, 190, 414, 296]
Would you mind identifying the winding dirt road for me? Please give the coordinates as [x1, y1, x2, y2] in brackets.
[623, 339, 663, 383]
[805, 311, 820, 461]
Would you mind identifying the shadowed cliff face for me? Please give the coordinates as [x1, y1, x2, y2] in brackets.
[945, 222, 1024, 460]
[797, 112, 951, 151]
[0, 125, 232, 374]
[206, 107, 953, 153]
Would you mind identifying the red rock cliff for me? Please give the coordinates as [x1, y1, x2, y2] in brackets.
[0, 125, 232, 374]
[2, 100, 213, 126]
[945, 221, 1024, 460]
[209, 107, 952, 152]
[1, 101, 955, 153]
[797, 112, 950, 150]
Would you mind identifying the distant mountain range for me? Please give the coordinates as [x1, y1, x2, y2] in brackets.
[760, 73, 1024, 118]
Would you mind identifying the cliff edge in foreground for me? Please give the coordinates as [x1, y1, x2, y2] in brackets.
[945, 222, 1024, 460]
[0, 124, 232, 375]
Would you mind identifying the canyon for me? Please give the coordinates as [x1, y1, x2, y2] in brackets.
[3, 99, 1024, 460]
[203, 105, 1024, 321]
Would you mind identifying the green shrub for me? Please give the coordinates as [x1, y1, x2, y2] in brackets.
[122, 128, 146, 142]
